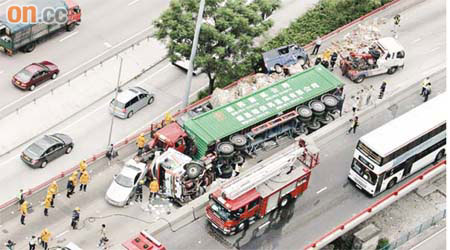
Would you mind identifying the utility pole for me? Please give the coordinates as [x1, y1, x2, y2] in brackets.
[182, 0, 205, 108]
[107, 57, 124, 147]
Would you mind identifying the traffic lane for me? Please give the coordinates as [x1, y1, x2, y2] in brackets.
[0, 62, 207, 203]
[0, 0, 169, 116]
[153, 71, 446, 250]
[240, 71, 447, 250]
[1, 154, 177, 249]
[409, 227, 446, 250]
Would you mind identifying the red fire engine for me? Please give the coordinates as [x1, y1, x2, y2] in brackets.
[206, 135, 319, 235]
[122, 231, 166, 250]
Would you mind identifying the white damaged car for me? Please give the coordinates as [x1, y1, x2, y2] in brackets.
[105, 159, 148, 206]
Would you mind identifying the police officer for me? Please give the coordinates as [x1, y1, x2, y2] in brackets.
[71, 207, 80, 229]
[135, 180, 144, 203]
[136, 133, 147, 156]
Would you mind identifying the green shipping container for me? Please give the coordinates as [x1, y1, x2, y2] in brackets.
[183, 65, 343, 158]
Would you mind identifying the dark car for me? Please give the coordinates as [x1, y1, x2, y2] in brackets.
[21, 133, 73, 168]
[12, 61, 59, 91]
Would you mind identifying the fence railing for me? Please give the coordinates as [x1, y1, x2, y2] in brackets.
[379, 209, 446, 250]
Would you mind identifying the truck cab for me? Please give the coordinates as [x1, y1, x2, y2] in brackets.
[262, 44, 308, 73]
[148, 122, 189, 153]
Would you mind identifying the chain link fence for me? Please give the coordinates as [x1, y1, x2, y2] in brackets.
[379, 209, 446, 250]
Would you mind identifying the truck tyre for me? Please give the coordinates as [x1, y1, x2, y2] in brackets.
[230, 134, 247, 151]
[280, 195, 290, 207]
[309, 100, 326, 116]
[220, 165, 233, 178]
[232, 155, 245, 165]
[387, 66, 398, 75]
[237, 221, 249, 232]
[296, 105, 313, 122]
[307, 119, 321, 131]
[317, 113, 334, 125]
[23, 42, 36, 53]
[321, 94, 339, 111]
[66, 23, 76, 32]
[297, 57, 306, 66]
[216, 142, 234, 156]
[185, 162, 203, 179]
[293, 124, 308, 136]
[353, 75, 365, 84]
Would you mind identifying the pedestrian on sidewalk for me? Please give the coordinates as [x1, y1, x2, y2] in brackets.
[420, 77, 430, 96]
[48, 181, 58, 207]
[149, 178, 159, 202]
[5, 240, 16, 250]
[392, 14, 401, 38]
[44, 194, 52, 216]
[29, 235, 37, 250]
[135, 180, 144, 203]
[71, 207, 80, 230]
[66, 176, 75, 198]
[17, 189, 25, 205]
[311, 36, 322, 55]
[20, 200, 28, 225]
[352, 96, 360, 116]
[346, 116, 359, 134]
[79, 171, 90, 192]
[136, 133, 147, 156]
[379, 81, 387, 99]
[98, 224, 109, 248]
[79, 160, 87, 178]
[40, 228, 51, 250]
[330, 51, 338, 71]
[423, 82, 432, 102]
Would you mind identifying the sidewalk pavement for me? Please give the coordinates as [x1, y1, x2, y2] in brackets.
[0, 37, 167, 156]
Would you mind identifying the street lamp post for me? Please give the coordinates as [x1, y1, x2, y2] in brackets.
[107, 57, 124, 147]
[182, 0, 206, 108]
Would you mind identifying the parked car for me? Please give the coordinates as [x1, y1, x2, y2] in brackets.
[12, 61, 59, 91]
[105, 159, 148, 206]
[109, 87, 155, 119]
[21, 133, 73, 168]
[262, 44, 309, 73]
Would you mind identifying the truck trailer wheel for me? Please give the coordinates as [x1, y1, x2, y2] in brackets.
[353, 75, 365, 84]
[309, 100, 326, 116]
[185, 162, 204, 179]
[217, 142, 234, 156]
[307, 119, 321, 131]
[230, 134, 247, 150]
[296, 105, 313, 122]
[321, 94, 339, 111]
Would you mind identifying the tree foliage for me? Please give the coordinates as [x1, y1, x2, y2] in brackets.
[154, 0, 279, 94]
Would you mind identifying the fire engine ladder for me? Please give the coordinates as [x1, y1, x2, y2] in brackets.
[222, 144, 305, 200]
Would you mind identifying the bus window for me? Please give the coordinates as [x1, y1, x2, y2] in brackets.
[351, 159, 377, 185]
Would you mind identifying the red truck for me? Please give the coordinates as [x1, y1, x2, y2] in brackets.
[0, 0, 81, 55]
[206, 136, 319, 235]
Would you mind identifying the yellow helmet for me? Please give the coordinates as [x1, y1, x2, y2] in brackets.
[52, 181, 57, 185]
[139, 180, 145, 184]
[140, 133, 144, 137]
[75, 207, 80, 211]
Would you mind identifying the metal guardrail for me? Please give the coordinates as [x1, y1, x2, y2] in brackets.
[379, 209, 446, 250]
[0, 0, 404, 214]
[304, 160, 447, 250]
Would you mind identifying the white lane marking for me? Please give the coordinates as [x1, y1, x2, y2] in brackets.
[410, 227, 445, 250]
[55, 230, 69, 238]
[104, 42, 112, 48]
[0, 0, 12, 6]
[128, 0, 140, 6]
[412, 38, 421, 44]
[59, 31, 79, 42]
[428, 47, 440, 53]
[316, 187, 327, 194]
[0, 26, 154, 114]
[0, 63, 173, 166]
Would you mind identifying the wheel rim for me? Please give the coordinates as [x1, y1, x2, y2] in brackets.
[218, 142, 234, 155]
[298, 58, 305, 65]
[66, 147, 72, 153]
[149, 97, 154, 104]
[281, 197, 288, 206]
[41, 161, 47, 168]
[128, 111, 133, 118]
[30, 85, 35, 91]
[52, 74, 57, 79]
[230, 135, 247, 147]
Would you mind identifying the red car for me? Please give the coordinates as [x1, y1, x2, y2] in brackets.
[12, 61, 59, 91]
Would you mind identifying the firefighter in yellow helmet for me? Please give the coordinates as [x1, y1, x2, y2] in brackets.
[136, 133, 147, 156]
[48, 181, 58, 207]
[149, 178, 159, 202]
[79, 171, 90, 192]
[44, 194, 52, 216]
[40, 228, 51, 250]
[20, 200, 28, 225]
[79, 160, 87, 174]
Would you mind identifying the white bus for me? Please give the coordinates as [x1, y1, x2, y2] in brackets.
[348, 93, 446, 196]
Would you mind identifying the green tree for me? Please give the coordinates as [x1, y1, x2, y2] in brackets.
[154, 0, 277, 94]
